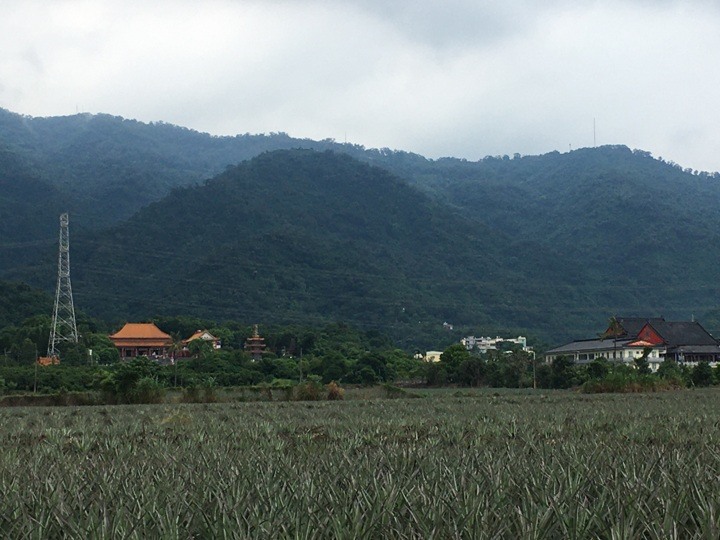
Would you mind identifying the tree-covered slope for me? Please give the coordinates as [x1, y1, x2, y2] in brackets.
[0, 145, 71, 281]
[70, 150, 589, 345]
[0, 108, 358, 226]
[4, 107, 720, 342]
[0, 281, 52, 330]
[384, 146, 720, 323]
[0, 108, 432, 229]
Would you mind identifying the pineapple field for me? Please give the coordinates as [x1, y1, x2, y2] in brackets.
[2, 389, 720, 538]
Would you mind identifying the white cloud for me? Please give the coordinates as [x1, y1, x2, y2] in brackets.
[0, 0, 719, 171]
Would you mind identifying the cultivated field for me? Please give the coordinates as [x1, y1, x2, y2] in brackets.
[2, 389, 720, 538]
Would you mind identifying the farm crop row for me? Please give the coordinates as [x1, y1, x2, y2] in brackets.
[1, 389, 720, 538]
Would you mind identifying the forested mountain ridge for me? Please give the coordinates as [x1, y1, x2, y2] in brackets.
[389, 146, 720, 328]
[3, 107, 720, 343]
[0, 144, 71, 281]
[0, 108, 365, 227]
[70, 149, 590, 346]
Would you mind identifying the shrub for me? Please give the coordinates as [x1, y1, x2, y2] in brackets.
[131, 377, 165, 404]
[182, 384, 202, 403]
[326, 381, 344, 400]
[691, 362, 713, 387]
[202, 377, 218, 403]
[294, 376, 323, 401]
[582, 373, 680, 393]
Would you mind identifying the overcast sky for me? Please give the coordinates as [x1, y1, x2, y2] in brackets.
[2, 0, 719, 171]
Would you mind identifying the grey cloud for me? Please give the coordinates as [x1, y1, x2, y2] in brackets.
[1, 0, 719, 172]
[21, 47, 44, 74]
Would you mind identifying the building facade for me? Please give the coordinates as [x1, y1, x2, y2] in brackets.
[181, 330, 221, 356]
[109, 323, 173, 359]
[461, 335, 533, 355]
[544, 317, 720, 370]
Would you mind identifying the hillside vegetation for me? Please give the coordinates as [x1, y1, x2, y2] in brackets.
[71, 150, 586, 346]
[3, 108, 720, 343]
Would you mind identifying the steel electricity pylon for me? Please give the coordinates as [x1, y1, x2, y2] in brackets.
[47, 213, 79, 358]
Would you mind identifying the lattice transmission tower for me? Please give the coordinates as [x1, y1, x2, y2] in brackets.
[47, 213, 79, 358]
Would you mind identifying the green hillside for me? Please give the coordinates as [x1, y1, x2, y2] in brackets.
[3, 108, 720, 344]
[70, 150, 589, 346]
[0, 145, 69, 281]
[383, 146, 720, 326]
[0, 280, 52, 330]
[0, 108, 349, 226]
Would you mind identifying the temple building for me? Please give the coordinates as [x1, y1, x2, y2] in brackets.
[180, 330, 222, 357]
[244, 324, 267, 361]
[109, 323, 173, 359]
[544, 317, 720, 370]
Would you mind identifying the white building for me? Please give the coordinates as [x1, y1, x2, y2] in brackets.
[424, 351, 443, 363]
[544, 317, 720, 372]
[461, 335, 533, 355]
[543, 338, 666, 372]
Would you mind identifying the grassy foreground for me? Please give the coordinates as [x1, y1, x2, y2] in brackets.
[2, 389, 720, 538]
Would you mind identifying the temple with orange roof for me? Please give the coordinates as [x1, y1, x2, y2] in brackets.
[109, 322, 173, 359]
[179, 329, 222, 357]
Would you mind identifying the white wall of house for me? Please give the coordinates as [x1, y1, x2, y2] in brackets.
[425, 351, 443, 363]
[546, 346, 666, 367]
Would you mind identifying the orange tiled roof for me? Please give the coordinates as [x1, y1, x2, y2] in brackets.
[627, 340, 656, 348]
[110, 323, 172, 340]
[183, 330, 218, 344]
[37, 356, 60, 366]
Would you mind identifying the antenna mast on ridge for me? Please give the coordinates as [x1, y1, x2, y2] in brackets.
[593, 118, 596, 147]
[47, 213, 79, 358]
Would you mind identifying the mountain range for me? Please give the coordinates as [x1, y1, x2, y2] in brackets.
[2, 107, 719, 346]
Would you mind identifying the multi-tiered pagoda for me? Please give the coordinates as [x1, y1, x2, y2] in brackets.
[244, 324, 267, 361]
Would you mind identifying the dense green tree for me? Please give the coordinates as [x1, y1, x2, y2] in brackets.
[350, 366, 379, 386]
[587, 358, 610, 379]
[634, 348, 652, 375]
[11, 338, 37, 365]
[4, 108, 720, 344]
[440, 344, 471, 382]
[656, 358, 682, 380]
[319, 352, 347, 383]
[385, 350, 424, 381]
[691, 362, 713, 387]
[187, 339, 214, 358]
[457, 357, 486, 387]
[535, 364, 553, 388]
[550, 356, 578, 389]
[0, 282, 53, 332]
[425, 362, 447, 386]
[355, 353, 393, 382]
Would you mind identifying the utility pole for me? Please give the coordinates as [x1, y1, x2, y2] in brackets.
[33, 343, 38, 394]
[532, 351, 537, 390]
[298, 352, 303, 382]
[47, 213, 79, 359]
